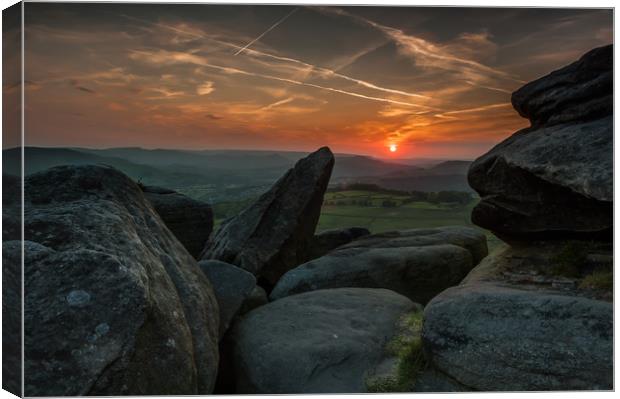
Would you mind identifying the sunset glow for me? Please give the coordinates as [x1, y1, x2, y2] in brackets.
[2, 4, 612, 159]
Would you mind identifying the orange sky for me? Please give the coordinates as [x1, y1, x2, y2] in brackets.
[3, 4, 613, 159]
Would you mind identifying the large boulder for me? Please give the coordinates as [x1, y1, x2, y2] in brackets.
[270, 227, 487, 304]
[468, 45, 612, 241]
[141, 185, 213, 259]
[338, 226, 488, 264]
[22, 165, 220, 396]
[423, 283, 612, 390]
[306, 227, 370, 260]
[198, 260, 256, 338]
[229, 288, 421, 393]
[201, 147, 334, 285]
[422, 243, 613, 391]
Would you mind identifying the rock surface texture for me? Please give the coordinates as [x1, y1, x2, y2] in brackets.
[142, 185, 213, 259]
[229, 288, 420, 393]
[198, 260, 257, 338]
[201, 147, 335, 285]
[270, 226, 487, 304]
[22, 165, 220, 396]
[468, 44, 612, 241]
[423, 282, 613, 391]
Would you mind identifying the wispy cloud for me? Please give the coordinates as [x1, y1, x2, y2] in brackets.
[120, 14, 433, 104]
[129, 49, 435, 109]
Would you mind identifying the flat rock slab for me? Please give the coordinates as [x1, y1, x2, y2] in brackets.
[230, 288, 420, 393]
[271, 244, 473, 304]
[423, 283, 613, 390]
[22, 165, 220, 396]
[271, 227, 487, 304]
[338, 226, 488, 264]
[202, 147, 334, 285]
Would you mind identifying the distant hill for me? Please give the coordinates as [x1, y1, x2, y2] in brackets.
[426, 160, 472, 175]
[2, 146, 474, 198]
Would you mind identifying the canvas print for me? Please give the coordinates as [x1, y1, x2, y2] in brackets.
[1, 1, 614, 396]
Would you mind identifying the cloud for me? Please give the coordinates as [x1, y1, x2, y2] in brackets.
[315, 7, 524, 88]
[197, 81, 215, 95]
[129, 49, 434, 109]
[121, 14, 432, 104]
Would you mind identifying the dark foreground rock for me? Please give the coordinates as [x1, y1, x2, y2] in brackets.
[306, 227, 370, 260]
[468, 45, 612, 241]
[229, 288, 420, 393]
[198, 260, 256, 338]
[2, 241, 22, 396]
[142, 185, 213, 259]
[238, 286, 268, 316]
[201, 147, 334, 285]
[271, 226, 487, 304]
[2, 173, 20, 241]
[423, 242, 613, 391]
[22, 165, 220, 396]
[423, 283, 612, 390]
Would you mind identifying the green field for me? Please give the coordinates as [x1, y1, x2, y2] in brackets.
[212, 190, 502, 252]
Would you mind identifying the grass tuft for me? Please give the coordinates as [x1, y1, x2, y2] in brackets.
[365, 311, 427, 392]
[549, 242, 589, 278]
[579, 270, 613, 291]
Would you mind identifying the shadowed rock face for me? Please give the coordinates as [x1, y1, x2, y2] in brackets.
[201, 147, 335, 285]
[142, 185, 214, 259]
[198, 260, 256, 338]
[468, 45, 612, 242]
[21, 165, 220, 396]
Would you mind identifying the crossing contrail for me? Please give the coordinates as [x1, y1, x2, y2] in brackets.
[234, 8, 298, 55]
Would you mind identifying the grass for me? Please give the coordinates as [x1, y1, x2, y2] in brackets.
[365, 311, 428, 393]
[318, 192, 502, 253]
[579, 270, 613, 291]
[208, 190, 502, 253]
[549, 242, 590, 278]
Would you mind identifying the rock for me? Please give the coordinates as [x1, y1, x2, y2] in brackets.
[229, 288, 420, 393]
[338, 226, 488, 264]
[3, 173, 20, 241]
[201, 147, 334, 285]
[271, 227, 488, 304]
[468, 45, 612, 242]
[512, 45, 612, 127]
[141, 185, 213, 259]
[306, 227, 370, 260]
[238, 285, 268, 316]
[198, 260, 256, 338]
[22, 165, 219, 396]
[2, 241, 24, 396]
[423, 282, 613, 390]
[412, 369, 470, 392]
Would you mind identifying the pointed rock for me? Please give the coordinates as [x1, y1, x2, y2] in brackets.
[201, 147, 334, 285]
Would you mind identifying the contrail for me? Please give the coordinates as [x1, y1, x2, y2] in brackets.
[234, 8, 298, 56]
[119, 14, 433, 104]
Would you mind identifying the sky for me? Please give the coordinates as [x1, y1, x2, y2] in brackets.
[3, 3, 613, 159]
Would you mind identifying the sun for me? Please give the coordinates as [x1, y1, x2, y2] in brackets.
[389, 144, 398, 153]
